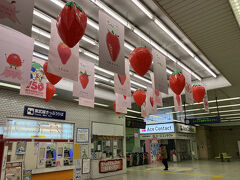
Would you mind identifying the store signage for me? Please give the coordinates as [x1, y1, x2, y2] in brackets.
[185, 116, 221, 125]
[24, 106, 66, 120]
[176, 124, 196, 133]
[126, 119, 146, 129]
[99, 159, 123, 173]
[140, 123, 174, 134]
[140, 133, 196, 140]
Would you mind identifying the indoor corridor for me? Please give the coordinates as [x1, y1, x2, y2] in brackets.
[99, 160, 240, 180]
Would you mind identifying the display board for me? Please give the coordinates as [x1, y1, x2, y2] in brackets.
[5, 118, 74, 140]
[92, 122, 123, 136]
[140, 123, 175, 134]
[82, 159, 90, 174]
[76, 128, 89, 143]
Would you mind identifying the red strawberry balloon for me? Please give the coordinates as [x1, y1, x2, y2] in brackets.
[43, 62, 62, 85]
[106, 30, 120, 61]
[113, 102, 120, 114]
[133, 90, 146, 107]
[56, 1, 87, 48]
[192, 85, 205, 103]
[169, 71, 185, 95]
[44, 84, 55, 102]
[58, 42, 71, 65]
[129, 47, 152, 76]
[79, 71, 89, 89]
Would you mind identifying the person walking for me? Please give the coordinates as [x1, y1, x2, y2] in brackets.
[160, 145, 168, 170]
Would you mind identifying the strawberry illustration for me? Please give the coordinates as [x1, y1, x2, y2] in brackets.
[113, 102, 120, 114]
[118, 74, 126, 85]
[79, 71, 90, 89]
[150, 97, 154, 106]
[57, 42, 71, 65]
[106, 30, 120, 62]
[155, 90, 160, 97]
[123, 95, 127, 100]
[5, 53, 23, 69]
[129, 47, 152, 76]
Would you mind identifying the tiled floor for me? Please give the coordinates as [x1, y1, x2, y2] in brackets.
[99, 160, 240, 180]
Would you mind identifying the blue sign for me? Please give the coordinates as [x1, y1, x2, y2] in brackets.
[185, 116, 221, 125]
[24, 106, 66, 120]
[140, 123, 175, 134]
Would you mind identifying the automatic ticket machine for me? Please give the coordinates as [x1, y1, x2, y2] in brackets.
[64, 143, 73, 166]
[45, 143, 57, 168]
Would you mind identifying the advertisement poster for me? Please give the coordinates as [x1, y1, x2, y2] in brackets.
[99, 10, 125, 75]
[82, 159, 90, 174]
[0, 24, 33, 85]
[16, 141, 27, 155]
[115, 93, 127, 114]
[73, 60, 95, 108]
[48, 19, 79, 81]
[20, 58, 46, 98]
[150, 72, 163, 107]
[5, 162, 22, 180]
[23, 170, 32, 180]
[114, 60, 131, 96]
[81, 144, 89, 159]
[203, 88, 209, 112]
[182, 69, 193, 104]
[146, 87, 157, 115]
[174, 93, 183, 112]
[76, 128, 89, 143]
[152, 49, 168, 94]
[0, 0, 34, 36]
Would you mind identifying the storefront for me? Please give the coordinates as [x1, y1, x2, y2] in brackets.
[140, 123, 197, 163]
[0, 89, 126, 180]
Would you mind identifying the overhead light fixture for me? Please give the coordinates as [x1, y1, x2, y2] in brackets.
[127, 109, 141, 114]
[194, 57, 217, 78]
[0, 82, 20, 89]
[33, 52, 48, 60]
[131, 0, 153, 19]
[95, 74, 113, 83]
[167, 69, 173, 74]
[94, 102, 109, 107]
[125, 115, 143, 119]
[131, 80, 147, 89]
[32, 26, 51, 39]
[130, 72, 152, 84]
[131, 87, 137, 91]
[82, 50, 99, 60]
[124, 42, 135, 51]
[221, 113, 240, 117]
[33, 9, 51, 22]
[82, 36, 98, 46]
[87, 18, 100, 30]
[229, 0, 240, 27]
[53, 94, 58, 96]
[95, 66, 114, 76]
[50, 0, 64, 8]
[34, 41, 49, 50]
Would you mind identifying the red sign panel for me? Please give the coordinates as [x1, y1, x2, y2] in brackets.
[99, 159, 123, 173]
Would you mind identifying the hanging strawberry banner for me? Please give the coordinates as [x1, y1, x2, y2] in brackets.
[113, 102, 120, 114]
[115, 93, 127, 114]
[44, 83, 55, 102]
[133, 90, 146, 107]
[43, 62, 62, 85]
[129, 47, 152, 76]
[56, 1, 87, 48]
[192, 84, 205, 103]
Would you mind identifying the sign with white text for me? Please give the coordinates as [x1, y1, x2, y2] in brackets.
[140, 123, 175, 134]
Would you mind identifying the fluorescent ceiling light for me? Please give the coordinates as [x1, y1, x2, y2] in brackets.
[32, 26, 50, 39]
[87, 18, 100, 30]
[167, 69, 173, 74]
[53, 94, 58, 96]
[0, 82, 20, 89]
[82, 51, 99, 60]
[127, 109, 141, 114]
[230, 0, 240, 27]
[125, 115, 143, 119]
[131, 87, 137, 92]
[33, 52, 48, 60]
[95, 66, 114, 76]
[194, 57, 217, 78]
[33, 9, 51, 22]
[34, 41, 49, 50]
[95, 74, 112, 83]
[182, 109, 240, 117]
[221, 113, 240, 117]
[131, 0, 153, 19]
[130, 72, 152, 84]
[50, 0, 64, 8]
[131, 80, 147, 89]
[222, 116, 240, 120]
[124, 42, 135, 51]
[82, 36, 98, 46]
[94, 102, 109, 107]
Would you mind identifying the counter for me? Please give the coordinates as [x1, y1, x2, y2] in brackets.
[90, 158, 126, 179]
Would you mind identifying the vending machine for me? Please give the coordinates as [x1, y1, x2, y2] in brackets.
[45, 143, 57, 168]
[63, 143, 73, 166]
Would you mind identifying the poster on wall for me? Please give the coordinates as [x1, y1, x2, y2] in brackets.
[0, 0, 34, 36]
[150, 72, 163, 107]
[146, 87, 157, 115]
[114, 60, 131, 96]
[20, 57, 47, 98]
[23, 170, 32, 180]
[73, 60, 95, 108]
[76, 128, 89, 143]
[48, 19, 79, 81]
[0, 24, 34, 85]
[74, 168, 81, 180]
[16, 141, 27, 155]
[5, 162, 23, 180]
[203, 87, 209, 112]
[82, 159, 90, 174]
[115, 93, 127, 114]
[174, 93, 183, 112]
[81, 144, 89, 159]
[152, 49, 168, 94]
[99, 10, 125, 75]
[182, 69, 193, 104]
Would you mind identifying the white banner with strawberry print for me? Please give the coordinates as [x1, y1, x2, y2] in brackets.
[115, 93, 127, 114]
[146, 87, 157, 115]
[182, 69, 193, 104]
[174, 93, 183, 112]
[98, 10, 125, 75]
[20, 57, 46, 98]
[203, 85, 209, 112]
[0, 24, 33, 85]
[47, 19, 79, 81]
[141, 101, 149, 118]
[0, 0, 34, 36]
[152, 49, 168, 94]
[114, 60, 131, 96]
[73, 60, 95, 108]
[150, 72, 163, 107]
